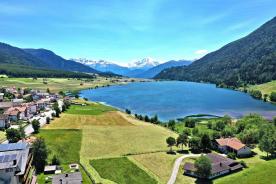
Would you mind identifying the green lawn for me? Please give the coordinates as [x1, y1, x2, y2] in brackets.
[66, 103, 115, 115]
[38, 129, 82, 164]
[90, 157, 157, 184]
[214, 159, 276, 184]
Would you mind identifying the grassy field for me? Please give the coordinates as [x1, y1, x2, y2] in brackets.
[249, 80, 276, 96]
[131, 152, 179, 183]
[38, 129, 82, 164]
[42, 102, 178, 184]
[0, 77, 124, 93]
[66, 103, 115, 115]
[214, 148, 276, 184]
[91, 157, 157, 184]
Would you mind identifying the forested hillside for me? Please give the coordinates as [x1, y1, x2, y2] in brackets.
[155, 17, 276, 87]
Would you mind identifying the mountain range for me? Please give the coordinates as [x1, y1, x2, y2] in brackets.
[155, 16, 276, 87]
[73, 58, 191, 78]
[0, 42, 101, 77]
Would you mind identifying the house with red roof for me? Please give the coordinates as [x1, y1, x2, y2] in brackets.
[215, 137, 251, 157]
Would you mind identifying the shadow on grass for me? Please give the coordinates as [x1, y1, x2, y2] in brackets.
[260, 155, 276, 161]
[166, 151, 177, 155]
[195, 179, 213, 184]
[177, 150, 189, 154]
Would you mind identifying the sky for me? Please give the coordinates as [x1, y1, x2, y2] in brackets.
[0, 0, 275, 65]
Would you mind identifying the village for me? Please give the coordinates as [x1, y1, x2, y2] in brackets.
[0, 86, 84, 184]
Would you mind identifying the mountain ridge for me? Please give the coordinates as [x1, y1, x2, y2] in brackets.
[155, 16, 276, 87]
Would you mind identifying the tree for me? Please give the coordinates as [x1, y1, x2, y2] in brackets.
[166, 137, 176, 152]
[62, 105, 66, 112]
[32, 138, 48, 173]
[144, 115, 150, 122]
[263, 94, 268, 102]
[200, 133, 211, 151]
[32, 119, 40, 134]
[182, 128, 191, 136]
[125, 109, 131, 114]
[249, 90, 262, 100]
[177, 133, 188, 151]
[189, 137, 201, 152]
[195, 155, 212, 178]
[46, 88, 50, 93]
[270, 92, 276, 102]
[6, 128, 21, 143]
[19, 125, 26, 139]
[168, 120, 176, 131]
[51, 155, 61, 165]
[53, 102, 61, 117]
[46, 117, 50, 124]
[207, 121, 212, 129]
[150, 115, 159, 124]
[184, 118, 196, 128]
[259, 125, 276, 158]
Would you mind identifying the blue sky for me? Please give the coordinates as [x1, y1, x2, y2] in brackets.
[0, 0, 275, 64]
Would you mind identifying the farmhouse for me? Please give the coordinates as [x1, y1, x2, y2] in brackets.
[0, 142, 33, 184]
[215, 137, 251, 157]
[184, 153, 243, 179]
[52, 172, 83, 184]
[0, 114, 10, 128]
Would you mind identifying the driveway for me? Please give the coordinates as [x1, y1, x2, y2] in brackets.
[167, 154, 201, 184]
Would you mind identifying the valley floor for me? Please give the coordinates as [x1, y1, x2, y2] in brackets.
[36, 100, 276, 184]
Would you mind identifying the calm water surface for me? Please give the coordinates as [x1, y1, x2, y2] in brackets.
[80, 81, 276, 121]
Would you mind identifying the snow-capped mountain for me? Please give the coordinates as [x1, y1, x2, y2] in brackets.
[128, 58, 160, 70]
[73, 57, 191, 78]
[72, 58, 130, 75]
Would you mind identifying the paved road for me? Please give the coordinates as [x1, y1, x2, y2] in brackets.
[24, 110, 55, 136]
[167, 154, 201, 184]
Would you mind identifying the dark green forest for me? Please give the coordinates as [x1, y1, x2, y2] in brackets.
[155, 17, 276, 87]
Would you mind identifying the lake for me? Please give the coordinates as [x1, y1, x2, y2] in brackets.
[80, 81, 276, 121]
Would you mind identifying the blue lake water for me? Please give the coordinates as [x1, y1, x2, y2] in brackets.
[80, 81, 276, 121]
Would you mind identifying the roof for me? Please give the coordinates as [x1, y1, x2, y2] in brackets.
[0, 142, 30, 175]
[216, 137, 246, 150]
[184, 153, 242, 176]
[52, 172, 82, 184]
[44, 165, 57, 172]
[0, 142, 28, 152]
[0, 102, 13, 109]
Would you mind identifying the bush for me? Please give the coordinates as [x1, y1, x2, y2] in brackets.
[51, 155, 61, 165]
[270, 92, 276, 102]
[184, 118, 196, 128]
[240, 160, 247, 168]
[227, 152, 236, 159]
[249, 90, 262, 99]
[46, 117, 50, 124]
[32, 120, 40, 134]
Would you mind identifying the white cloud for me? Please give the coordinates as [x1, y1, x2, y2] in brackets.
[194, 49, 209, 55]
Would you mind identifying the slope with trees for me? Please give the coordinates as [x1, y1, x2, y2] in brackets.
[156, 17, 276, 87]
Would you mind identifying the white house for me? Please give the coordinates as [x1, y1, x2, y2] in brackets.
[215, 137, 251, 157]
